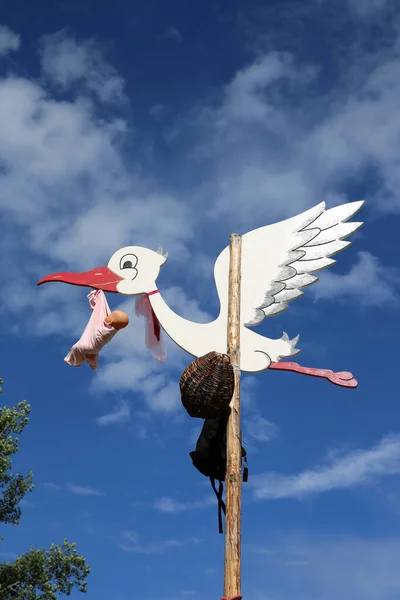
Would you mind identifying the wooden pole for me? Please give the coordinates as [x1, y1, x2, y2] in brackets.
[224, 233, 243, 599]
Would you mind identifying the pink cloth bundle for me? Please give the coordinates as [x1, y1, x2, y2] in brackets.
[65, 290, 118, 370]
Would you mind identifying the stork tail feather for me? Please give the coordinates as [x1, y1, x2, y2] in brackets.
[279, 331, 300, 356]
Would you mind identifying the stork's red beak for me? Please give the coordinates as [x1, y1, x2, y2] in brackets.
[37, 267, 122, 293]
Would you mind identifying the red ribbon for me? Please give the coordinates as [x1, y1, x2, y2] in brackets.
[135, 292, 166, 362]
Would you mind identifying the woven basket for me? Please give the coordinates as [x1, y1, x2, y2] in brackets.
[180, 352, 235, 418]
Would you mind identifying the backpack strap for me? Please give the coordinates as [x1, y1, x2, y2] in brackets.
[243, 455, 248, 483]
[210, 477, 226, 534]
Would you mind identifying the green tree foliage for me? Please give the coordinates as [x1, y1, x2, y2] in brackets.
[0, 379, 90, 599]
[0, 541, 89, 599]
[0, 388, 33, 532]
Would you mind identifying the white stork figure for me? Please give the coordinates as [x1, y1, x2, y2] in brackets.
[38, 200, 364, 387]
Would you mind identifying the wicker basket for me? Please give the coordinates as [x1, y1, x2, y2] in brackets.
[180, 352, 235, 418]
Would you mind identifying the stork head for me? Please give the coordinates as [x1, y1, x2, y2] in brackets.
[38, 246, 168, 295]
[108, 246, 168, 295]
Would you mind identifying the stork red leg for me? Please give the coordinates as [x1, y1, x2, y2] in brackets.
[269, 361, 358, 388]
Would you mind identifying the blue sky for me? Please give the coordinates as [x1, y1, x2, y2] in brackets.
[1, 0, 400, 598]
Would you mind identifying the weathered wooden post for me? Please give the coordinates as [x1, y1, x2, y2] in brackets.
[224, 233, 243, 600]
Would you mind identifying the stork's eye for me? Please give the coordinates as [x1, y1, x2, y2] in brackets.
[119, 253, 138, 270]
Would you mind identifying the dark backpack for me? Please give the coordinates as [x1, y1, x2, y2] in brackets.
[189, 410, 248, 534]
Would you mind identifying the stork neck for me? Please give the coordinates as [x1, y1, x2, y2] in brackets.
[146, 287, 224, 358]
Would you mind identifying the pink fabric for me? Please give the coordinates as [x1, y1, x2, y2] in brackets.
[65, 290, 118, 370]
[135, 293, 166, 363]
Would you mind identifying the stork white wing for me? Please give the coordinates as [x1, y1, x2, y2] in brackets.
[213, 200, 364, 327]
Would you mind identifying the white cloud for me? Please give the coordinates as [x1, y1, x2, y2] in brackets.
[241, 375, 260, 411]
[1, 19, 399, 422]
[154, 496, 214, 513]
[39, 30, 126, 105]
[67, 484, 105, 496]
[0, 30, 197, 417]
[154, 497, 188, 513]
[193, 25, 400, 230]
[184, 28, 400, 308]
[162, 287, 211, 324]
[251, 434, 400, 499]
[163, 27, 183, 43]
[305, 56, 400, 212]
[89, 290, 211, 411]
[20, 499, 36, 508]
[119, 531, 201, 554]
[240, 376, 280, 452]
[244, 416, 279, 443]
[96, 400, 131, 426]
[222, 52, 315, 124]
[319, 0, 390, 17]
[211, 165, 316, 225]
[149, 103, 164, 119]
[43, 482, 62, 491]
[196, 52, 321, 226]
[349, 0, 389, 14]
[0, 25, 20, 56]
[249, 535, 400, 600]
[0, 31, 194, 278]
[89, 332, 181, 412]
[312, 251, 400, 307]
[146, 380, 181, 412]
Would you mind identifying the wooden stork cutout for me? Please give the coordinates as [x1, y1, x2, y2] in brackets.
[38, 199, 364, 386]
[38, 199, 364, 600]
